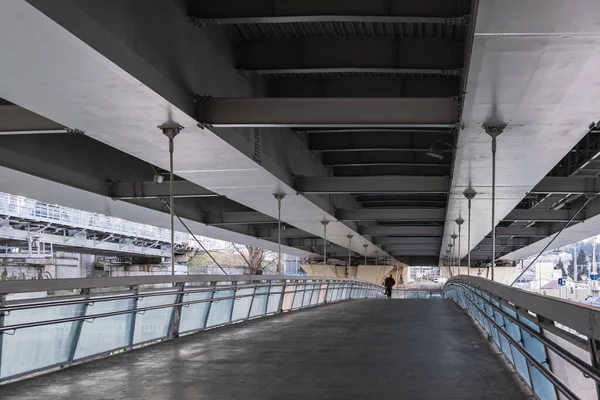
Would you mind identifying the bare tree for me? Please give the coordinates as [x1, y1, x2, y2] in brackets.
[231, 243, 277, 274]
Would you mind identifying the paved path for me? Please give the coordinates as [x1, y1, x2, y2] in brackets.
[2, 299, 530, 400]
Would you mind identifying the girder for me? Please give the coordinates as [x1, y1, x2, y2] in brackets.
[295, 176, 448, 194]
[197, 97, 459, 128]
[337, 208, 446, 222]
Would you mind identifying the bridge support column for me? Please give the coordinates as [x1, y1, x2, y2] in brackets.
[463, 187, 477, 276]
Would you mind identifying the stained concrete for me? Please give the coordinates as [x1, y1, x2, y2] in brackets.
[2, 300, 531, 400]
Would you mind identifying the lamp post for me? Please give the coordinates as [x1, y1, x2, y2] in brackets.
[445, 249, 451, 277]
[484, 124, 505, 281]
[321, 220, 329, 267]
[463, 187, 477, 276]
[346, 234, 353, 278]
[159, 122, 183, 276]
[274, 193, 286, 275]
[448, 243, 454, 277]
[455, 217, 464, 274]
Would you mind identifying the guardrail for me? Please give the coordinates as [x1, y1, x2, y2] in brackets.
[0, 192, 190, 244]
[392, 289, 443, 299]
[444, 276, 600, 400]
[0, 275, 383, 383]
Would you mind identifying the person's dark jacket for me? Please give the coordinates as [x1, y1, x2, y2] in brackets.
[383, 276, 396, 288]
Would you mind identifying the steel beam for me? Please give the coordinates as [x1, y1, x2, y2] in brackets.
[188, 0, 469, 21]
[265, 75, 460, 98]
[296, 176, 448, 194]
[322, 150, 452, 166]
[197, 98, 459, 128]
[254, 228, 313, 239]
[204, 212, 276, 225]
[243, 67, 462, 76]
[392, 255, 439, 266]
[387, 249, 440, 256]
[383, 244, 440, 252]
[359, 225, 444, 237]
[373, 237, 442, 245]
[476, 237, 534, 248]
[496, 226, 550, 237]
[532, 176, 600, 194]
[504, 209, 577, 223]
[111, 181, 216, 199]
[337, 208, 446, 222]
[236, 38, 463, 72]
[192, 15, 466, 26]
[0, 104, 66, 133]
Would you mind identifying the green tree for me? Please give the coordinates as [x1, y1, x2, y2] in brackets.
[567, 248, 589, 280]
[554, 259, 567, 278]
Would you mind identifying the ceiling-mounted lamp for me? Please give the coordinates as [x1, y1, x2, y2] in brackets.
[153, 173, 164, 184]
[426, 140, 455, 160]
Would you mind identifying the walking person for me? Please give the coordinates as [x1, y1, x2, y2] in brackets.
[383, 273, 396, 299]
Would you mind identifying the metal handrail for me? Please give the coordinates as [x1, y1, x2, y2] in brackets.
[0, 192, 191, 244]
[0, 274, 363, 294]
[448, 281, 600, 385]
[445, 276, 600, 400]
[446, 275, 600, 342]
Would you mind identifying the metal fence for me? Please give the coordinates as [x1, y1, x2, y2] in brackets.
[0, 192, 190, 244]
[392, 289, 443, 299]
[0, 275, 383, 383]
[445, 276, 600, 400]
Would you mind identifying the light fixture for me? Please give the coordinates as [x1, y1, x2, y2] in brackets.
[153, 174, 164, 184]
[426, 140, 455, 160]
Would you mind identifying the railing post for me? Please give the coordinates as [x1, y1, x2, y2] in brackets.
[590, 338, 600, 397]
[202, 282, 217, 329]
[67, 288, 91, 362]
[0, 294, 5, 375]
[127, 285, 140, 346]
[323, 279, 330, 304]
[247, 281, 258, 320]
[168, 282, 186, 339]
[277, 279, 287, 314]
[228, 281, 238, 323]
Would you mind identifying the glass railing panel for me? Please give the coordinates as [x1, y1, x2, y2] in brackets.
[132, 294, 177, 344]
[249, 286, 269, 317]
[543, 329, 596, 400]
[282, 283, 296, 311]
[292, 285, 305, 309]
[266, 284, 283, 314]
[74, 297, 135, 360]
[1, 303, 83, 379]
[318, 283, 327, 304]
[231, 288, 254, 322]
[302, 284, 314, 307]
[179, 291, 212, 333]
[517, 314, 557, 400]
[205, 289, 235, 328]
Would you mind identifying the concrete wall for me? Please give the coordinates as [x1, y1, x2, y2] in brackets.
[301, 264, 410, 288]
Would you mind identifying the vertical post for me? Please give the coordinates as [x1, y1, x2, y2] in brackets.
[451, 233, 457, 275]
[456, 218, 464, 274]
[463, 188, 477, 277]
[0, 294, 6, 374]
[447, 243, 454, 276]
[274, 193, 286, 275]
[321, 220, 329, 268]
[484, 124, 505, 281]
[277, 279, 286, 314]
[346, 234, 353, 278]
[228, 281, 238, 323]
[168, 282, 186, 338]
[363, 244, 368, 268]
[202, 282, 216, 329]
[67, 289, 91, 362]
[127, 286, 140, 346]
[159, 122, 183, 276]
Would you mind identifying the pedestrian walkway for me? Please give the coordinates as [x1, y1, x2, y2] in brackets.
[2, 299, 529, 400]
